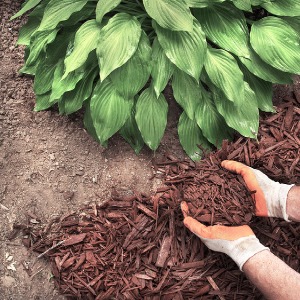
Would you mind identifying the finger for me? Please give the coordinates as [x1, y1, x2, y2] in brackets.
[221, 160, 250, 178]
[180, 201, 190, 218]
[183, 216, 208, 238]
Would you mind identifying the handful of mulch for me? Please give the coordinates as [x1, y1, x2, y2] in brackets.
[183, 165, 255, 226]
[157, 155, 256, 226]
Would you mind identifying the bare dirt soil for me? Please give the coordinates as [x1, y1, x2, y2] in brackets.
[0, 1, 298, 300]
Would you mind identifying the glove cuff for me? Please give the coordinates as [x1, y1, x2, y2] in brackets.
[278, 184, 294, 221]
[228, 236, 269, 271]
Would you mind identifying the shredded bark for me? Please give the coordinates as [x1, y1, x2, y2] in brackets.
[20, 96, 299, 299]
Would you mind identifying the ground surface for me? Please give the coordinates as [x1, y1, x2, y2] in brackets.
[0, 1, 298, 300]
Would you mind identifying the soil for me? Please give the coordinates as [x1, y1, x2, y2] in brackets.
[0, 1, 299, 299]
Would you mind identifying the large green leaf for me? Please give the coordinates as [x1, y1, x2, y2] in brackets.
[250, 17, 300, 74]
[151, 38, 174, 98]
[34, 30, 74, 95]
[16, 1, 48, 46]
[83, 100, 102, 145]
[109, 32, 151, 99]
[213, 83, 259, 138]
[153, 19, 207, 81]
[90, 79, 133, 144]
[96, 0, 122, 24]
[34, 92, 53, 111]
[37, 0, 89, 32]
[195, 88, 233, 147]
[172, 69, 201, 120]
[135, 88, 168, 150]
[143, 0, 193, 31]
[10, 0, 42, 20]
[194, 3, 250, 58]
[119, 106, 144, 154]
[282, 16, 300, 36]
[187, 0, 225, 8]
[63, 20, 101, 78]
[239, 46, 293, 84]
[61, 68, 98, 115]
[231, 0, 252, 11]
[25, 29, 58, 68]
[97, 13, 142, 81]
[241, 65, 275, 113]
[261, 0, 300, 17]
[178, 112, 211, 161]
[204, 47, 244, 103]
[50, 53, 97, 103]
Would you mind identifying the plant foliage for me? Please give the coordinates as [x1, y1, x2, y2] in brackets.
[12, 0, 300, 160]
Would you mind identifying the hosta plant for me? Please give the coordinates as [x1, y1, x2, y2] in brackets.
[12, 0, 300, 160]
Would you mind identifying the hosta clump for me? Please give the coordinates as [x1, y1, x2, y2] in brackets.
[12, 0, 300, 160]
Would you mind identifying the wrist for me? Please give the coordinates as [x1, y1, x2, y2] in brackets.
[226, 236, 269, 271]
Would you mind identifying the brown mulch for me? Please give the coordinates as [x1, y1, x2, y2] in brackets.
[20, 96, 299, 299]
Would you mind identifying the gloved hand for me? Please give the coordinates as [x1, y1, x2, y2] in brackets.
[221, 160, 294, 221]
[181, 202, 268, 270]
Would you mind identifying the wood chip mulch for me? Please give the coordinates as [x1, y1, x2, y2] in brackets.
[21, 97, 299, 299]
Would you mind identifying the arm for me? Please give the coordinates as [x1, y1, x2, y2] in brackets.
[243, 250, 300, 300]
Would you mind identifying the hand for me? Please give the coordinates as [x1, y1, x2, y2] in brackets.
[181, 202, 268, 270]
[221, 160, 294, 221]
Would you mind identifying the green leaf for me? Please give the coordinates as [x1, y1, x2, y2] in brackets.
[25, 29, 58, 68]
[96, 0, 122, 24]
[204, 47, 244, 103]
[135, 88, 168, 150]
[241, 65, 275, 113]
[50, 60, 84, 103]
[38, 0, 89, 32]
[151, 38, 174, 98]
[261, 0, 300, 17]
[34, 92, 53, 111]
[250, 17, 300, 74]
[178, 112, 211, 161]
[143, 0, 193, 31]
[90, 79, 133, 144]
[110, 32, 151, 99]
[231, 0, 252, 11]
[63, 20, 101, 78]
[187, 0, 225, 8]
[10, 0, 42, 20]
[62, 68, 98, 115]
[282, 16, 300, 36]
[153, 19, 207, 81]
[195, 88, 233, 147]
[194, 3, 250, 58]
[97, 13, 142, 81]
[172, 68, 201, 120]
[16, 2, 48, 46]
[250, 0, 271, 5]
[83, 100, 102, 145]
[34, 30, 73, 95]
[238, 46, 293, 84]
[213, 83, 259, 138]
[119, 107, 144, 154]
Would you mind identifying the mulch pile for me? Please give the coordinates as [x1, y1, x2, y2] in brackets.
[20, 97, 299, 299]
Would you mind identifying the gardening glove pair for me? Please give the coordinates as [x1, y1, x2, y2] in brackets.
[181, 160, 294, 270]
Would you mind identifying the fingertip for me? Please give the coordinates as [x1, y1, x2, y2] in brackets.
[181, 201, 189, 218]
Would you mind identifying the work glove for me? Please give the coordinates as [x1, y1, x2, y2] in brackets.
[221, 160, 294, 221]
[181, 202, 268, 270]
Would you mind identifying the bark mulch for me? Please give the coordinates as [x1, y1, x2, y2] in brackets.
[20, 96, 299, 299]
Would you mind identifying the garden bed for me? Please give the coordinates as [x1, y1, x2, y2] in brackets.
[21, 95, 300, 299]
